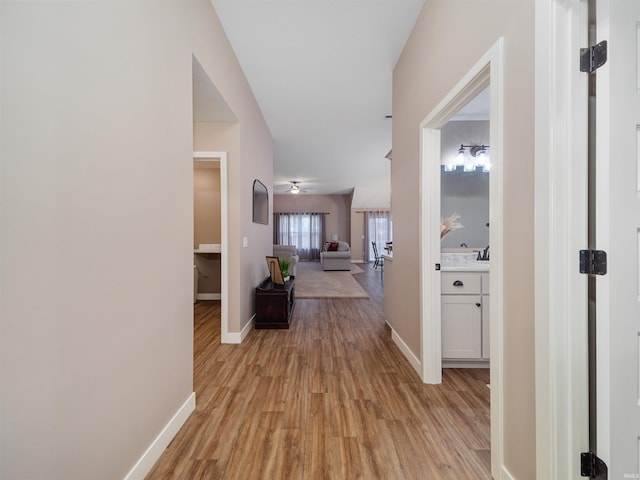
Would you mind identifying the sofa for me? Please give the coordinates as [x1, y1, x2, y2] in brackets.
[272, 245, 299, 276]
[320, 241, 351, 271]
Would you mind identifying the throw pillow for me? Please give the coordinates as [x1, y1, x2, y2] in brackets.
[328, 242, 339, 251]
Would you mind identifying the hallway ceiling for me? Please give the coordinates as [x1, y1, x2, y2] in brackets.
[210, 0, 425, 206]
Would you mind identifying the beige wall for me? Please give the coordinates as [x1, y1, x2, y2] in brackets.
[0, 2, 272, 479]
[273, 194, 352, 244]
[393, 0, 535, 478]
[194, 164, 222, 293]
[193, 120, 273, 327]
[351, 210, 366, 261]
[194, 165, 221, 248]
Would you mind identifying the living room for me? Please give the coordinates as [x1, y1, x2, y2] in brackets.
[273, 191, 391, 265]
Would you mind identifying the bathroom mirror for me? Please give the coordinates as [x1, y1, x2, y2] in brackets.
[440, 120, 490, 248]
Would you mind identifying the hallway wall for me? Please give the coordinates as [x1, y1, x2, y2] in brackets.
[0, 2, 272, 479]
[392, 0, 535, 478]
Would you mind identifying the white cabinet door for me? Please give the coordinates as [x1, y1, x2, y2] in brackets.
[441, 294, 482, 359]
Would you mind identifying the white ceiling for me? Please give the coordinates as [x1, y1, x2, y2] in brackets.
[209, 0, 426, 206]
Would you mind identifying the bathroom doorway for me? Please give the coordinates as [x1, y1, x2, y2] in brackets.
[193, 153, 229, 340]
[439, 89, 491, 368]
[192, 55, 234, 343]
[419, 39, 504, 476]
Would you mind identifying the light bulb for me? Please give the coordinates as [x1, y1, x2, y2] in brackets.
[476, 149, 490, 172]
[443, 156, 456, 172]
[455, 147, 466, 166]
[463, 156, 476, 172]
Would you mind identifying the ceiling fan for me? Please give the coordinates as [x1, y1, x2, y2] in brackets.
[276, 181, 313, 194]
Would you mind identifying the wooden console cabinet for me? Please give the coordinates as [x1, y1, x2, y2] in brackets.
[254, 277, 295, 329]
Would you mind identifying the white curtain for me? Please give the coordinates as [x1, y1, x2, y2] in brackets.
[363, 211, 392, 262]
[273, 212, 325, 260]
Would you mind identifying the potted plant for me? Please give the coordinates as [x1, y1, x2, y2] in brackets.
[279, 258, 292, 282]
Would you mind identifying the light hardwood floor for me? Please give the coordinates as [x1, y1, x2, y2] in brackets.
[146, 264, 490, 479]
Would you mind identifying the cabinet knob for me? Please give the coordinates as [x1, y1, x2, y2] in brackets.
[476, 302, 481, 307]
[453, 280, 464, 287]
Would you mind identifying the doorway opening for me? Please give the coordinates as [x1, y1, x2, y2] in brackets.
[193, 152, 229, 341]
[192, 55, 235, 344]
[440, 89, 490, 366]
[419, 38, 504, 476]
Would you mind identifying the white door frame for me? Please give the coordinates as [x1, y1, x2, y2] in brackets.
[534, 0, 590, 478]
[193, 151, 230, 343]
[419, 39, 504, 477]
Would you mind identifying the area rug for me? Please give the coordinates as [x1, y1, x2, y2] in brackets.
[295, 261, 369, 299]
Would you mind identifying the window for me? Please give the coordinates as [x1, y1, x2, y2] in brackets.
[364, 211, 392, 262]
[273, 212, 326, 260]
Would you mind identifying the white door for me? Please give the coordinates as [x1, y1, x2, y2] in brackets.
[595, 0, 640, 476]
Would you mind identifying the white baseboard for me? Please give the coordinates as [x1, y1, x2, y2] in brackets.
[221, 314, 254, 344]
[124, 392, 196, 480]
[241, 314, 254, 341]
[390, 328, 422, 378]
[443, 360, 490, 369]
[351, 260, 365, 264]
[196, 293, 221, 301]
[501, 465, 516, 480]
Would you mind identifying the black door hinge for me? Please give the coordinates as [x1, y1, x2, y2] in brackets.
[580, 40, 608, 73]
[581, 452, 608, 479]
[580, 250, 607, 275]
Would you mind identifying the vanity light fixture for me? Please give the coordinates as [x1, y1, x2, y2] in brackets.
[443, 144, 491, 172]
[455, 146, 466, 166]
[443, 150, 459, 172]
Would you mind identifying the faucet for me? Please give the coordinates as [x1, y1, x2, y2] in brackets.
[476, 245, 490, 261]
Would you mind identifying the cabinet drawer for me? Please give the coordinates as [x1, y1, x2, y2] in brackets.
[441, 272, 481, 294]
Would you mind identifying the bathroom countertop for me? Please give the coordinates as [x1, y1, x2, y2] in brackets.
[440, 252, 490, 272]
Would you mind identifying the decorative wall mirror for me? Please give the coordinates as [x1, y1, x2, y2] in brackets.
[252, 179, 269, 225]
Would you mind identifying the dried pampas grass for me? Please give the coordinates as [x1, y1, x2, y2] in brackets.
[441, 213, 463, 240]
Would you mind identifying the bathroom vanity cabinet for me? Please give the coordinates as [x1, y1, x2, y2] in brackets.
[441, 271, 489, 364]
